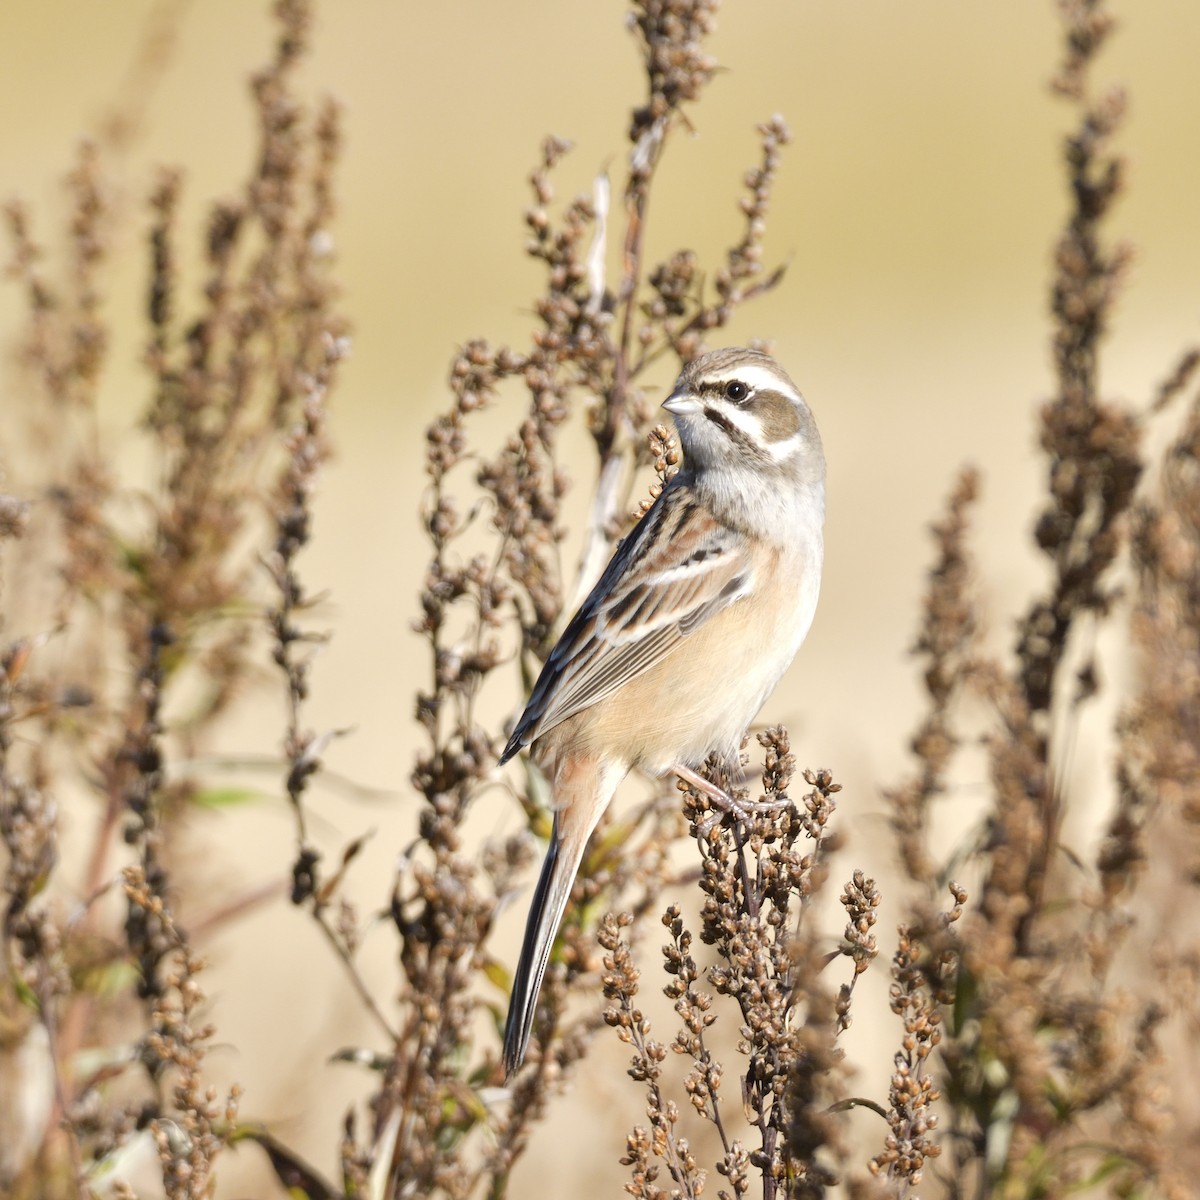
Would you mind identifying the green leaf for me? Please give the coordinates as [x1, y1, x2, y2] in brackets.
[329, 1046, 392, 1073]
[481, 955, 511, 995]
[11, 973, 39, 1011]
[82, 960, 139, 999]
[191, 786, 270, 810]
[1067, 1153, 1131, 1193]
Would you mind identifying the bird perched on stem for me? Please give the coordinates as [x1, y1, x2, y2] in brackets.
[500, 346, 825, 1077]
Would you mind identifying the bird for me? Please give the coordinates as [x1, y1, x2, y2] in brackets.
[499, 346, 825, 1077]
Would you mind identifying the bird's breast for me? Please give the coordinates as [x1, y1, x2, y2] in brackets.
[566, 539, 821, 774]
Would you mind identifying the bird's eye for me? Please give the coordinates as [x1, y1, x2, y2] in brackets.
[724, 380, 749, 404]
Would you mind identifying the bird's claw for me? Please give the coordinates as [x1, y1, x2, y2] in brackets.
[672, 763, 792, 834]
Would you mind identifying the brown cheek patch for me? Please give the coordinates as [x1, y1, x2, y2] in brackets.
[751, 393, 801, 444]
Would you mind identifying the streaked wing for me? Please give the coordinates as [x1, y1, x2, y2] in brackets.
[501, 481, 752, 760]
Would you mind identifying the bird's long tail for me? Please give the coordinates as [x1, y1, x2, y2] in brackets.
[503, 758, 619, 1078]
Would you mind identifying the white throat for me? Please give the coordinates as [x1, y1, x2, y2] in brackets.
[688, 461, 825, 548]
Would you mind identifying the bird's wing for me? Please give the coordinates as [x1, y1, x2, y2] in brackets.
[501, 482, 752, 760]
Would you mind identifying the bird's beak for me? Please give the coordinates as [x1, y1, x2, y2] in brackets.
[662, 391, 700, 416]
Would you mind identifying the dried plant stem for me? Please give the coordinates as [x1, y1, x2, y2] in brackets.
[37, 977, 88, 1200]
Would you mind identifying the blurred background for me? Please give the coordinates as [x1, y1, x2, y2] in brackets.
[1, 1, 1198, 1194]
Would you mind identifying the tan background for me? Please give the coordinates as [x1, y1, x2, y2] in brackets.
[2, 1, 1199, 1195]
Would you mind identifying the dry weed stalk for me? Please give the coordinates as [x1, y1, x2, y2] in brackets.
[878, 3, 1200, 1197]
[1, 1, 344, 1195]
[602, 734, 878, 1200]
[338, 3, 803, 1197]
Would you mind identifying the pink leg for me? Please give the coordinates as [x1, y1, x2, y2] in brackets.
[672, 763, 793, 831]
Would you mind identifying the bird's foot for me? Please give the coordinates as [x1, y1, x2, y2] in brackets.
[672, 763, 791, 834]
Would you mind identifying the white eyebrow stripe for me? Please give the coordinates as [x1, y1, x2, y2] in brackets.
[767, 432, 802, 461]
[716, 404, 763, 439]
[714, 362, 801, 405]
